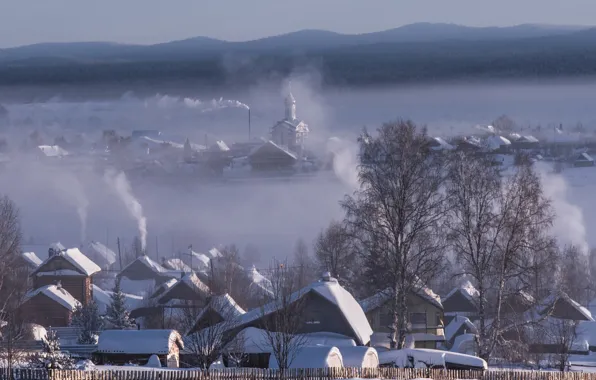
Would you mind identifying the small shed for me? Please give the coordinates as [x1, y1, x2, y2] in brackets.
[574, 153, 595, 167]
[95, 329, 184, 368]
[340, 346, 379, 368]
[269, 346, 343, 369]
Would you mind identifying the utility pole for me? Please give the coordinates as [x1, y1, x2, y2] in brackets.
[155, 236, 159, 262]
[117, 237, 123, 270]
[188, 244, 193, 272]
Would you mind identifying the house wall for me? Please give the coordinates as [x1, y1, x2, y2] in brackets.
[443, 291, 478, 314]
[35, 276, 91, 305]
[271, 124, 296, 149]
[20, 293, 72, 327]
[367, 293, 444, 335]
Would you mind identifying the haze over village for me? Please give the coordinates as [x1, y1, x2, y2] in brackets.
[3, 1, 596, 378]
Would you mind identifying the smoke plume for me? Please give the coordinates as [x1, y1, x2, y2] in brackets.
[104, 169, 147, 251]
[538, 164, 588, 253]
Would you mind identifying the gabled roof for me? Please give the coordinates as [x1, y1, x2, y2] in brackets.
[86, 241, 117, 266]
[162, 258, 192, 273]
[121, 254, 166, 276]
[158, 272, 210, 303]
[576, 152, 594, 162]
[38, 145, 69, 157]
[232, 274, 373, 345]
[249, 140, 297, 160]
[533, 291, 594, 321]
[359, 283, 443, 313]
[22, 251, 43, 268]
[24, 284, 81, 311]
[246, 266, 273, 298]
[97, 329, 184, 354]
[33, 247, 101, 277]
[444, 280, 480, 304]
[191, 293, 246, 332]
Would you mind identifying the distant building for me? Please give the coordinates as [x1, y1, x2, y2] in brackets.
[271, 85, 309, 155]
[574, 153, 595, 167]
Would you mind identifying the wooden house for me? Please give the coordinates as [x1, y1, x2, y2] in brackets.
[119, 254, 177, 286]
[442, 281, 480, 324]
[21, 283, 81, 327]
[219, 273, 372, 348]
[95, 329, 184, 367]
[189, 293, 245, 333]
[360, 286, 445, 349]
[31, 247, 101, 305]
[574, 153, 595, 167]
[155, 272, 210, 305]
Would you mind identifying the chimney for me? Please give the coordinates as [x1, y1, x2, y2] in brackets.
[321, 272, 332, 282]
[56, 280, 62, 289]
[48, 248, 55, 257]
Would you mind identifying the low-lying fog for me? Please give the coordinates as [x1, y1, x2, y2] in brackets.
[2, 77, 596, 262]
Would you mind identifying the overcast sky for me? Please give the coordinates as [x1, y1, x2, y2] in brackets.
[1, 0, 594, 48]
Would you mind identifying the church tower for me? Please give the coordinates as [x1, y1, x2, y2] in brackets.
[284, 83, 297, 121]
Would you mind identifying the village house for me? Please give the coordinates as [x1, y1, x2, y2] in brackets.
[359, 286, 445, 349]
[189, 293, 245, 333]
[119, 254, 178, 286]
[442, 281, 480, 324]
[574, 152, 595, 167]
[31, 245, 101, 305]
[21, 283, 81, 327]
[154, 272, 210, 305]
[95, 329, 184, 367]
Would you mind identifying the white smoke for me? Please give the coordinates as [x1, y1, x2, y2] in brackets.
[184, 97, 250, 112]
[326, 137, 360, 190]
[537, 164, 588, 253]
[104, 169, 147, 251]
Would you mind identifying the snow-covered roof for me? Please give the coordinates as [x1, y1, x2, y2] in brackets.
[204, 293, 245, 320]
[208, 247, 223, 259]
[445, 316, 477, 342]
[340, 346, 379, 368]
[122, 254, 166, 276]
[150, 278, 179, 299]
[92, 284, 143, 315]
[518, 135, 539, 143]
[38, 145, 69, 157]
[249, 140, 298, 160]
[238, 275, 373, 346]
[247, 266, 273, 297]
[451, 333, 476, 354]
[22, 251, 43, 268]
[210, 140, 230, 152]
[87, 241, 117, 266]
[269, 346, 343, 369]
[161, 258, 192, 273]
[431, 137, 455, 151]
[484, 135, 511, 151]
[34, 247, 101, 276]
[444, 280, 479, 305]
[24, 284, 81, 311]
[576, 153, 594, 162]
[158, 272, 210, 302]
[97, 329, 184, 354]
[189, 251, 211, 269]
[359, 284, 443, 313]
[535, 291, 594, 321]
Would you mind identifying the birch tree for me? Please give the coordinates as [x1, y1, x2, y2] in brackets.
[314, 220, 357, 289]
[446, 152, 554, 360]
[342, 121, 447, 349]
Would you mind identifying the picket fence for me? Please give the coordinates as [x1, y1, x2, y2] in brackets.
[2, 368, 596, 380]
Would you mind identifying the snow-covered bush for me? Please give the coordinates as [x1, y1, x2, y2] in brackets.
[28, 330, 75, 369]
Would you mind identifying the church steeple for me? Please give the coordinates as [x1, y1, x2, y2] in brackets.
[284, 82, 297, 121]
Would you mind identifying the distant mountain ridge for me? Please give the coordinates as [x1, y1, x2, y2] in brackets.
[0, 23, 591, 64]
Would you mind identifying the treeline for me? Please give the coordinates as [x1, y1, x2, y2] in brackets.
[3, 32, 596, 86]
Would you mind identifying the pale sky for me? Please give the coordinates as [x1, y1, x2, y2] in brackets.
[1, 0, 594, 48]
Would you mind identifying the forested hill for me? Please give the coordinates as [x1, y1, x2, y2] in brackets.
[1, 24, 596, 87]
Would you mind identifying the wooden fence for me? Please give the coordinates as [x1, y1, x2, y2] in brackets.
[3, 368, 596, 380]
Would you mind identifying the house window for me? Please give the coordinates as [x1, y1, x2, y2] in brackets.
[409, 312, 426, 326]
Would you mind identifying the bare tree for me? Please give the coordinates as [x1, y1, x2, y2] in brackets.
[446, 152, 554, 360]
[292, 238, 316, 289]
[259, 260, 307, 369]
[341, 121, 447, 349]
[0, 196, 28, 375]
[314, 220, 357, 288]
[558, 245, 590, 305]
[183, 295, 242, 369]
